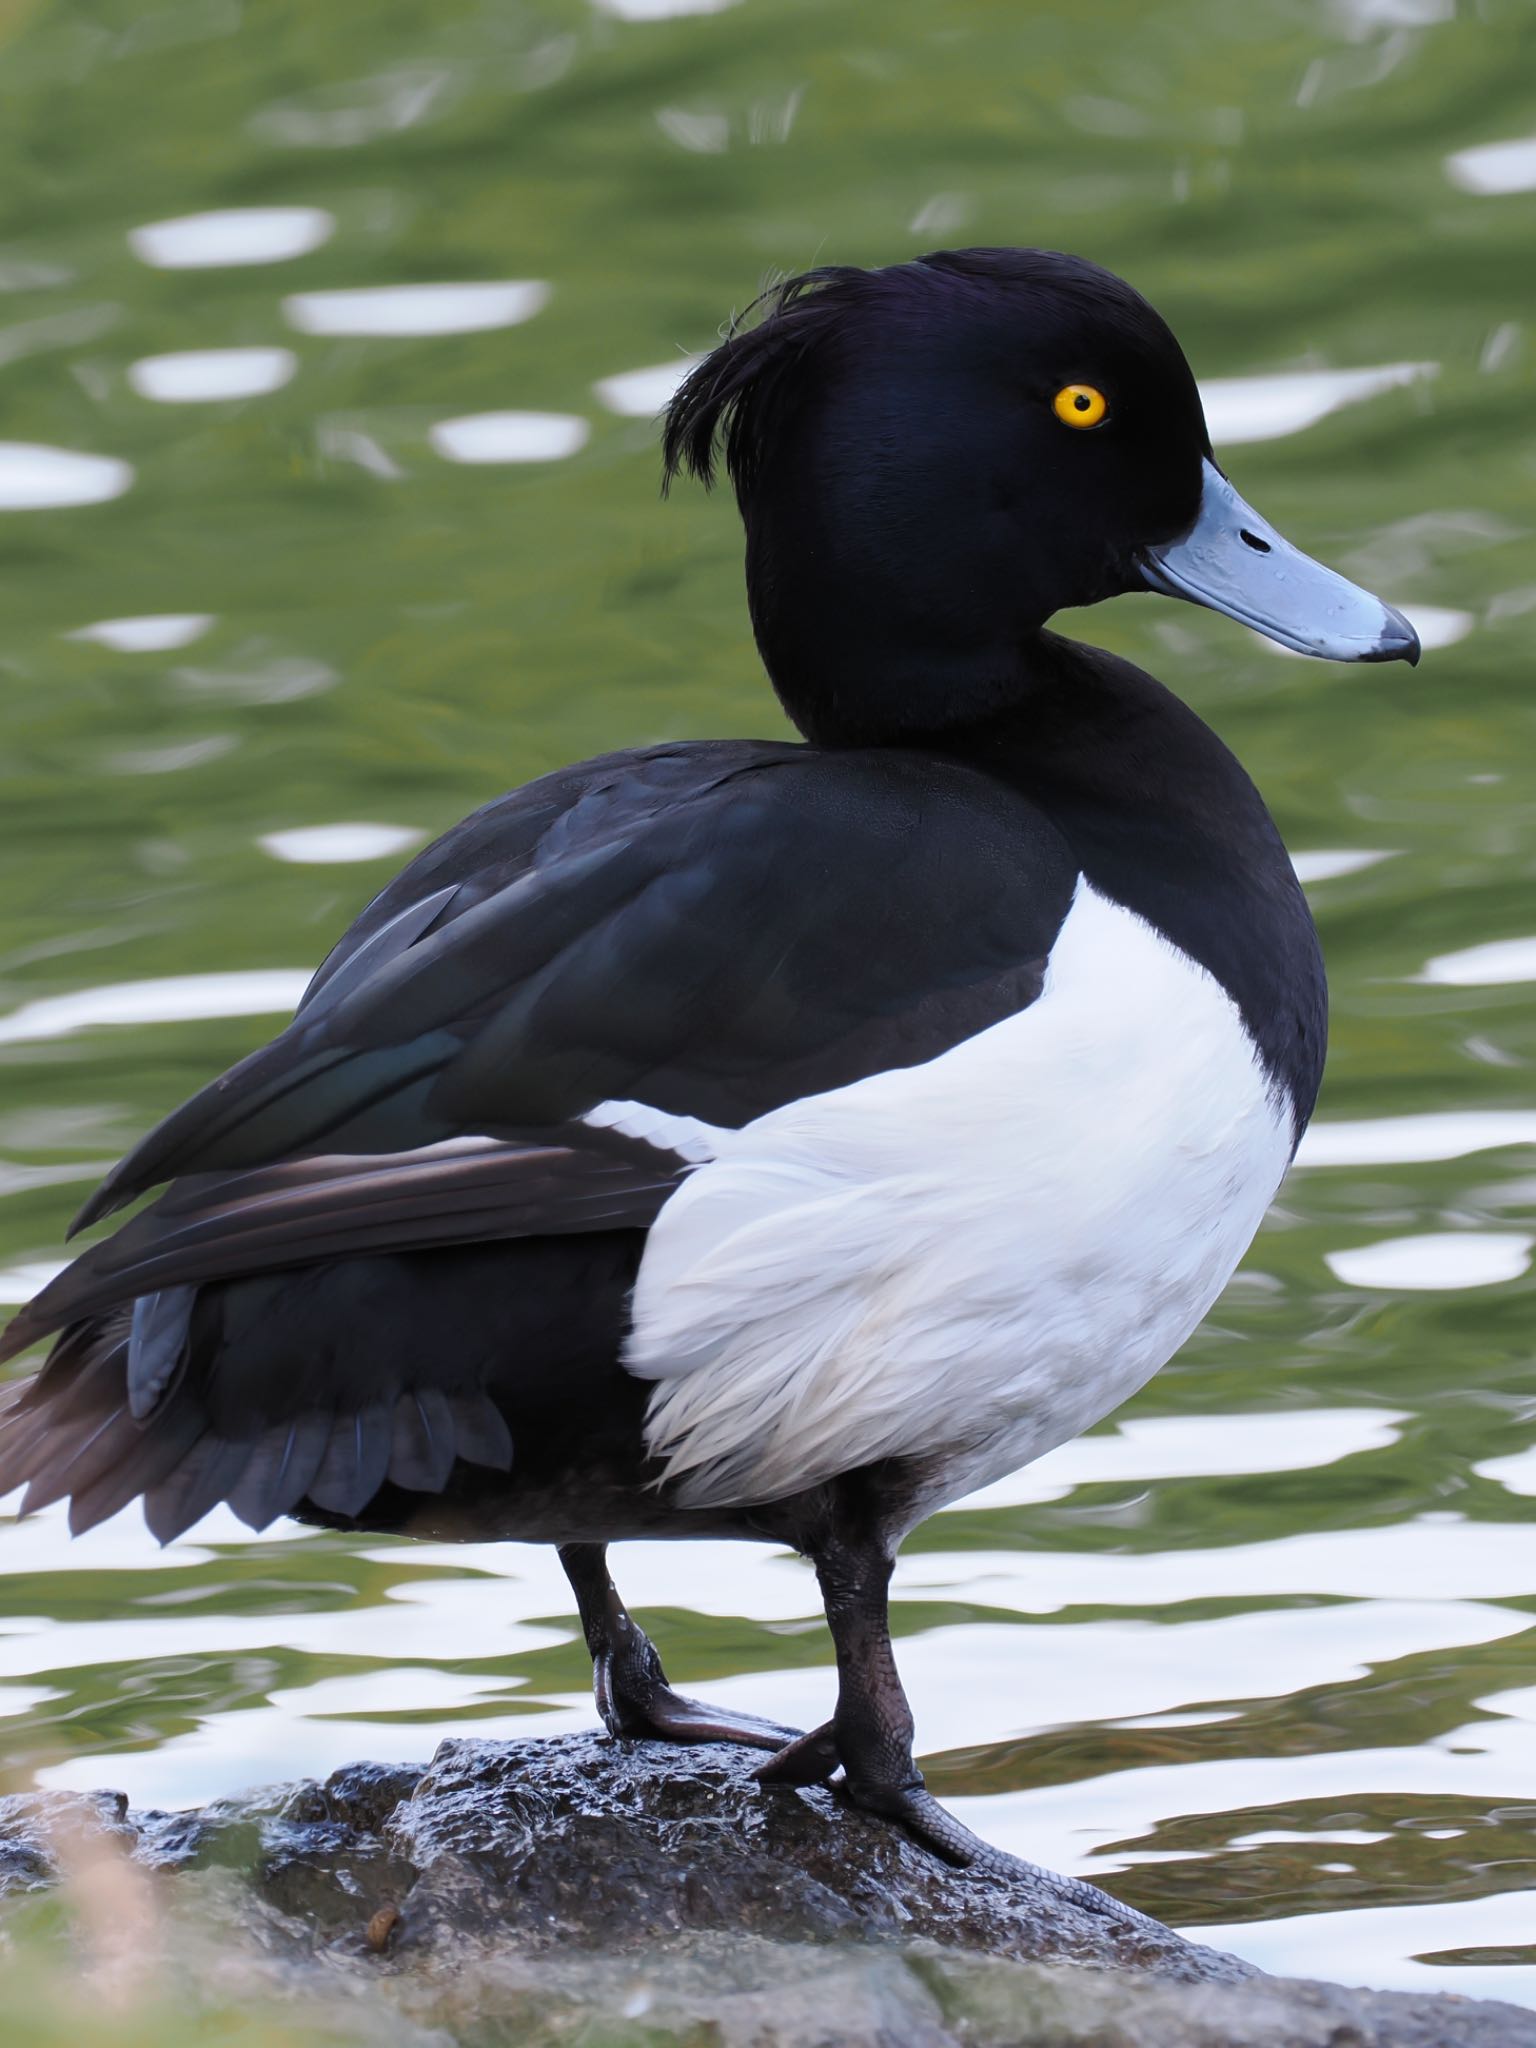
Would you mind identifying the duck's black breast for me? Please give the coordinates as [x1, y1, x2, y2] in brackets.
[942, 635, 1328, 1140]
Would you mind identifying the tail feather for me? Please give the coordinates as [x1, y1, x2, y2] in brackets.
[69, 1400, 208, 1537]
[443, 1392, 513, 1474]
[226, 1412, 332, 1532]
[21, 1401, 133, 1517]
[0, 1321, 130, 1499]
[0, 1286, 523, 1540]
[144, 1434, 252, 1545]
[389, 1388, 458, 1494]
[0, 1232, 641, 1542]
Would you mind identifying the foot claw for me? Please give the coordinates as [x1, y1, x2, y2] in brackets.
[756, 1719, 841, 1786]
[596, 1651, 800, 1751]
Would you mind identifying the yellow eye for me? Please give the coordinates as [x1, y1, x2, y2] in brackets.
[1052, 383, 1108, 429]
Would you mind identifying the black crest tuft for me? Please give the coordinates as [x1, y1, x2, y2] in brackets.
[661, 266, 868, 497]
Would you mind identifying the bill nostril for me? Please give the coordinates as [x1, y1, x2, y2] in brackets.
[1239, 528, 1272, 554]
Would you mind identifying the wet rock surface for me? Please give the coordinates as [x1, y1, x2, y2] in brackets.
[3, 1732, 1534, 2045]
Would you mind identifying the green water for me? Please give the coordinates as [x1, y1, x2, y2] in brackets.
[1, 0, 1535, 2010]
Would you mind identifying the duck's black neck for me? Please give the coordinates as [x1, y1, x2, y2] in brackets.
[790, 630, 1328, 1137]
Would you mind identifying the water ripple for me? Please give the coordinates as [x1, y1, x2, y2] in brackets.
[128, 347, 298, 404]
[1325, 1231, 1534, 1290]
[1297, 1112, 1536, 1167]
[1421, 935, 1536, 987]
[594, 358, 701, 417]
[258, 822, 424, 864]
[1446, 135, 1536, 196]
[0, 443, 132, 509]
[128, 207, 336, 268]
[1199, 361, 1437, 444]
[0, 970, 309, 1045]
[284, 281, 548, 337]
[430, 412, 589, 463]
[67, 614, 214, 652]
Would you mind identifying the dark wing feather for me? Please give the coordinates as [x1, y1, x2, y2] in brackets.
[0, 1139, 674, 1370]
[0, 739, 1075, 1539]
[71, 741, 1075, 1234]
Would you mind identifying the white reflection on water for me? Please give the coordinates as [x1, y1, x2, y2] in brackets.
[1197, 1891, 1536, 2006]
[128, 207, 336, 268]
[1199, 361, 1436, 444]
[0, 443, 133, 510]
[1325, 1231, 1534, 1291]
[1332, 0, 1454, 32]
[430, 412, 590, 463]
[128, 347, 298, 404]
[596, 0, 743, 19]
[959, 1407, 1405, 1509]
[1290, 847, 1394, 885]
[1421, 934, 1536, 987]
[1297, 1111, 1536, 1167]
[67, 614, 214, 652]
[1473, 1446, 1536, 1497]
[0, 1503, 306, 1573]
[1446, 135, 1536, 196]
[904, 1516, 1536, 1608]
[0, 1574, 569, 1686]
[594, 357, 702, 416]
[0, 1259, 66, 1303]
[0, 970, 309, 1045]
[284, 281, 549, 337]
[258, 822, 424, 865]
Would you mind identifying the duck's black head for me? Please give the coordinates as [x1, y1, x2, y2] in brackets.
[665, 249, 1417, 744]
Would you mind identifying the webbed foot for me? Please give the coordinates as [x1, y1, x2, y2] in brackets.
[562, 1540, 799, 1752]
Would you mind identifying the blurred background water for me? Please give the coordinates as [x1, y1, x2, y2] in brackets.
[0, 0, 1534, 2009]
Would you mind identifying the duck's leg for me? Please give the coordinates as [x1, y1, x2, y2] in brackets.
[558, 1541, 800, 1750]
[759, 1522, 1158, 1920]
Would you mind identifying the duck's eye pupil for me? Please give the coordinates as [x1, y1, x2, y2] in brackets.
[1073, 394, 1090, 412]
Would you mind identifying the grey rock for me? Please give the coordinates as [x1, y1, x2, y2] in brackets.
[0, 1786, 132, 1894]
[2, 1731, 1532, 2047]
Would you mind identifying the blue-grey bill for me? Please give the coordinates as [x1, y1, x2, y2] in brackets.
[1139, 459, 1420, 664]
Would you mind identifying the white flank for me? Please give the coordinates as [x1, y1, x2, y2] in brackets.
[628, 884, 1293, 1515]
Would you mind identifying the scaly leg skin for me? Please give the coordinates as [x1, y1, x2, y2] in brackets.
[558, 1541, 800, 1751]
[761, 1527, 1165, 1928]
